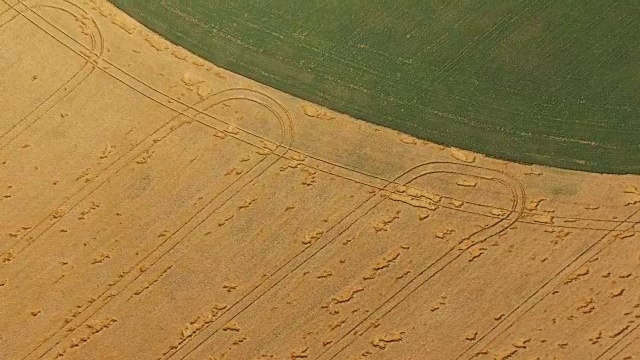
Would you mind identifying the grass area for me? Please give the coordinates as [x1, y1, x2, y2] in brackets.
[110, 0, 640, 174]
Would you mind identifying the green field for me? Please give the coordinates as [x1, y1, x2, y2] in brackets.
[110, 0, 640, 174]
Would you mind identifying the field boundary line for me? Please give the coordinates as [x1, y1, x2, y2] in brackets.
[7, 0, 638, 231]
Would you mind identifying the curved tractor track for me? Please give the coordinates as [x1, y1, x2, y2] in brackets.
[0, 1, 639, 359]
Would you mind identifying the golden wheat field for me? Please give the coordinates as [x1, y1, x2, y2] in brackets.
[1, 1, 640, 359]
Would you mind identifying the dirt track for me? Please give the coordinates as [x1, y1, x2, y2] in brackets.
[1, 1, 640, 359]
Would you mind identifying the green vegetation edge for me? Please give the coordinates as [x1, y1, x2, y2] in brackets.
[109, 1, 640, 174]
